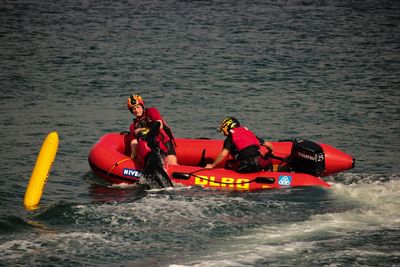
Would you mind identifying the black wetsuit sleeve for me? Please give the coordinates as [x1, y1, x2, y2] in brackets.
[257, 136, 265, 145]
[223, 136, 232, 150]
[148, 121, 161, 138]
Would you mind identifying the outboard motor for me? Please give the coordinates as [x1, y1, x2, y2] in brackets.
[289, 139, 325, 176]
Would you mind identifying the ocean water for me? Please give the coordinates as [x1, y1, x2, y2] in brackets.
[1, 0, 399, 266]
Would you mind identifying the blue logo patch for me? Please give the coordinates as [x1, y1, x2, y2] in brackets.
[122, 168, 142, 178]
[278, 175, 292, 186]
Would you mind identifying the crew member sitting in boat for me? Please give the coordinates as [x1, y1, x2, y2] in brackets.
[127, 93, 177, 165]
[205, 117, 274, 173]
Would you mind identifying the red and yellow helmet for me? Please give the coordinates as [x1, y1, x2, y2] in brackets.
[217, 117, 240, 135]
[127, 94, 145, 110]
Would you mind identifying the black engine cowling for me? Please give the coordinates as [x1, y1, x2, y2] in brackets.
[288, 139, 325, 176]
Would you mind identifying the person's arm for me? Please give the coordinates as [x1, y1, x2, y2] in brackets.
[205, 148, 229, 169]
[156, 119, 164, 129]
[129, 122, 138, 159]
[262, 140, 274, 156]
[146, 108, 165, 129]
[130, 139, 138, 159]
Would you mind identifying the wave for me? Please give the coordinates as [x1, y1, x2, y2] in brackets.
[0, 216, 33, 234]
[168, 177, 400, 266]
[327, 172, 398, 185]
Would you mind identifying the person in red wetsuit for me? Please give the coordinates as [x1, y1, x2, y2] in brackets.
[205, 117, 274, 173]
[127, 94, 177, 165]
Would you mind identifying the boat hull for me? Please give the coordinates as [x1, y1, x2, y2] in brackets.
[88, 133, 355, 191]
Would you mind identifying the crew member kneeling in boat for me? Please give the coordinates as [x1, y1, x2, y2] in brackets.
[205, 117, 274, 173]
[127, 93, 177, 165]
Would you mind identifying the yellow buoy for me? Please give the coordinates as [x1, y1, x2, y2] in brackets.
[24, 131, 59, 210]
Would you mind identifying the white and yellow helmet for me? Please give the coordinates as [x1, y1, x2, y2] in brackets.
[217, 117, 240, 135]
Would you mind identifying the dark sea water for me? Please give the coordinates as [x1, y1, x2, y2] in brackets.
[1, 0, 399, 266]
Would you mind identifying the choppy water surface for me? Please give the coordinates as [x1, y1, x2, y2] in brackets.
[1, 1, 399, 266]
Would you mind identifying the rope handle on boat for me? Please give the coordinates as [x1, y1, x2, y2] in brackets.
[107, 157, 131, 176]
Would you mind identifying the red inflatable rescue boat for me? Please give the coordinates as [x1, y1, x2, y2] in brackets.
[88, 133, 355, 191]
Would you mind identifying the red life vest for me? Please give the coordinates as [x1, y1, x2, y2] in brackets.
[130, 108, 174, 153]
[230, 127, 260, 152]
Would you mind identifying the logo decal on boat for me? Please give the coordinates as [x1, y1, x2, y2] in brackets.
[122, 168, 141, 178]
[194, 175, 250, 190]
[278, 175, 292, 186]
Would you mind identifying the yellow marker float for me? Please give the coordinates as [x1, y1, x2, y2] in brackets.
[24, 131, 59, 210]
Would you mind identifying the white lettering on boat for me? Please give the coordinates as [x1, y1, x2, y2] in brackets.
[122, 168, 142, 178]
[296, 151, 316, 161]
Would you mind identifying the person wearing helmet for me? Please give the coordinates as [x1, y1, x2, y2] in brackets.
[127, 94, 177, 165]
[205, 117, 274, 173]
